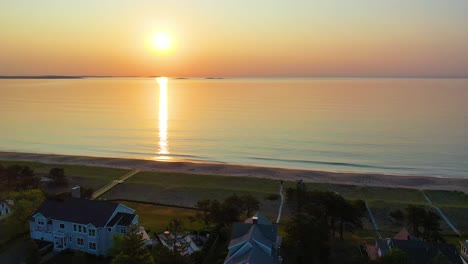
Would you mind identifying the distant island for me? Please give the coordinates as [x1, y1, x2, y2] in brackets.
[0, 75, 85, 79]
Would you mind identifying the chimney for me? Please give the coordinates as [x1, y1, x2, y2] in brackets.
[71, 186, 81, 198]
[252, 216, 258, 225]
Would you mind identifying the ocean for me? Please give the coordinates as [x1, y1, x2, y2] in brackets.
[0, 77, 467, 177]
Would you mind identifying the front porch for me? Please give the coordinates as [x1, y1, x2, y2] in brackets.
[53, 231, 69, 251]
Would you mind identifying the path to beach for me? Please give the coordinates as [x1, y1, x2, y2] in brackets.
[365, 201, 382, 239]
[1, 152, 467, 193]
[421, 190, 461, 236]
[276, 182, 284, 224]
[91, 169, 140, 200]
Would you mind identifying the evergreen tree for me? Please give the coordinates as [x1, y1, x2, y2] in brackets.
[112, 226, 154, 264]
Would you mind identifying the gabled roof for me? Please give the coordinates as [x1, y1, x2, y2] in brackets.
[1, 200, 14, 206]
[225, 212, 279, 264]
[106, 212, 136, 227]
[33, 198, 119, 227]
[393, 228, 412, 240]
[226, 241, 279, 264]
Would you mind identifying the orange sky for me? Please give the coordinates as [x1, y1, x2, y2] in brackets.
[1, 1, 467, 77]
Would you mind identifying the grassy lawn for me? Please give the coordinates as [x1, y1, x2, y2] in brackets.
[439, 206, 468, 234]
[118, 201, 204, 234]
[0, 160, 129, 189]
[304, 183, 426, 204]
[102, 171, 283, 216]
[424, 190, 468, 208]
[127, 171, 281, 195]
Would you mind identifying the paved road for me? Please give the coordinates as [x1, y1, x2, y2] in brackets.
[421, 190, 461, 236]
[91, 169, 140, 200]
[276, 183, 284, 224]
[365, 201, 382, 239]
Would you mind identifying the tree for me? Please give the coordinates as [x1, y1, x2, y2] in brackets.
[196, 199, 212, 225]
[80, 186, 94, 199]
[283, 213, 329, 264]
[5, 189, 45, 237]
[166, 218, 188, 253]
[405, 205, 426, 238]
[380, 248, 409, 264]
[390, 209, 405, 224]
[240, 194, 260, 217]
[49, 168, 68, 186]
[112, 226, 154, 264]
[403, 205, 442, 241]
[422, 210, 443, 242]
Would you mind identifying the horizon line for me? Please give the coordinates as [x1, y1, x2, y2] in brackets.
[1, 75, 468, 79]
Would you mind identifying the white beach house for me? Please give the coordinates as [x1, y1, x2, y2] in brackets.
[29, 197, 139, 256]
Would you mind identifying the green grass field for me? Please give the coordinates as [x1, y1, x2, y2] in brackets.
[118, 201, 204, 233]
[0, 160, 129, 189]
[425, 190, 468, 208]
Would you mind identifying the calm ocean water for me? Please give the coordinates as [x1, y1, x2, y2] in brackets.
[0, 78, 467, 177]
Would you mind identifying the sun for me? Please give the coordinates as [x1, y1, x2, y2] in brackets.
[152, 33, 172, 51]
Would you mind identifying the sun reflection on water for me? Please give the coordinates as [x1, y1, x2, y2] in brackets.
[156, 77, 170, 160]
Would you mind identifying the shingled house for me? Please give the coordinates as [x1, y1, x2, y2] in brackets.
[29, 197, 139, 256]
[224, 212, 281, 264]
[368, 229, 462, 264]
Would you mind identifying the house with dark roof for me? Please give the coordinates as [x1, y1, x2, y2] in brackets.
[29, 197, 139, 256]
[369, 229, 462, 264]
[224, 212, 281, 264]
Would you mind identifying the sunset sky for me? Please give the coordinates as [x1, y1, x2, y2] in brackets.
[1, 0, 467, 77]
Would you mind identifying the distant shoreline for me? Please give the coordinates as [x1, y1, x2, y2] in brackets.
[1, 76, 467, 79]
[0, 151, 466, 193]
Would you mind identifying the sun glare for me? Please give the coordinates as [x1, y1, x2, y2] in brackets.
[152, 33, 172, 51]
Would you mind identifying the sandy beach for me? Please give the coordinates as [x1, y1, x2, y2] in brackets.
[0, 151, 467, 193]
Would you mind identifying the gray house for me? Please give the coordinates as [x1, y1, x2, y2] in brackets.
[29, 197, 138, 256]
[224, 212, 281, 264]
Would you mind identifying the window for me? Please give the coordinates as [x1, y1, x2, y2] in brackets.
[83, 226, 87, 233]
[77, 238, 84, 246]
[107, 227, 112, 232]
[89, 229, 96, 237]
[69, 237, 72, 242]
[78, 225, 82, 233]
[120, 227, 127, 235]
[59, 223, 65, 229]
[37, 219, 45, 225]
[73, 224, 77, 232]
[89, 242, 97, 251]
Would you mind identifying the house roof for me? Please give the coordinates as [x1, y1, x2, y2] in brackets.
[225, 212, 279, 264]
[244, 212, 272, 225]
[106, 212, 136, 227]
[393, 228, 412, 240]
[377, 239, 462, 264]
[225, 241, 279, 264]
[33, 198, 119, 227]
[1, 200, 14, 206]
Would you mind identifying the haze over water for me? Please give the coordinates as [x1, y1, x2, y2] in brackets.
[1, 78, 467, 178]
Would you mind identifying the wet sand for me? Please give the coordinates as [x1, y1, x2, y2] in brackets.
[0, 151, 467, 193]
